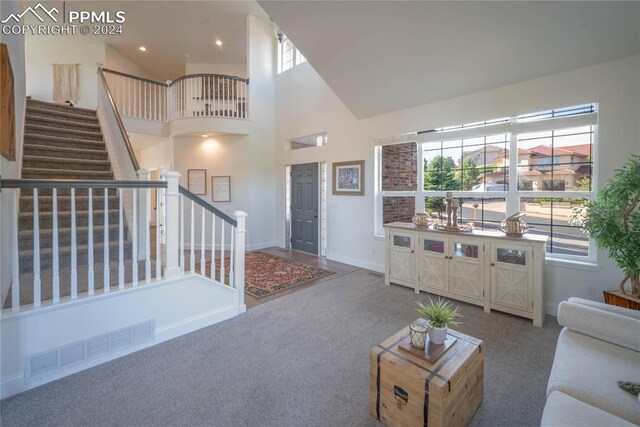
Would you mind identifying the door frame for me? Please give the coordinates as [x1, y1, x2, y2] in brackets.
[285, 162, 326, 256]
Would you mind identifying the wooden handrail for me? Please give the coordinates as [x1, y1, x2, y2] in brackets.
[1, 179, 167, 189]
[97, 67, 140, 171]
[102, 68, 167, 86]
[178, 185, 237, 227]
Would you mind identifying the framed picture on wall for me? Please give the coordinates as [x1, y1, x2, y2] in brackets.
[188, 169, 207, 195]
[212, 176, 231, 202]
[333, 160, 364, 196]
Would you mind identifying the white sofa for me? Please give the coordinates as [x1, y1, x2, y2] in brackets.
[541, 297, 640, 426]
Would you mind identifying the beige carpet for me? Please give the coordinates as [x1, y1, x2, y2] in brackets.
[1, 269, 561, 426]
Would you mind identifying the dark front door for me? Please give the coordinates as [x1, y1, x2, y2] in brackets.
[291, 163, 319, 254]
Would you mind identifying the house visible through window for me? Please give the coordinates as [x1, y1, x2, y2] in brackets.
[278, 34, 307, 74]
[375, 103, 597, 262]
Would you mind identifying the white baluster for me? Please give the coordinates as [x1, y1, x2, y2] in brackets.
[70, 188, 77, 299]
[52, 188, 60, 303]
[11, 190, 20, 311]
[155, 188, 161, 279]
[32, 189, 41, 307]
[220, 221, 225, 284]
[144, 81, 148, 119]
[118, 188, 125, 289]
[145, 187, 151, 282]
[230, 224, 235, 287]
[180, 194, 185, 273]
[87, 188, 94, 295]
[234, 211, 247, 309]
[103, 188, 110, 293]
[214, 76, 218, 116]
[132, 188, 138, 286]
[210, 214, 216, 281]
[200, 206, 206, 275]
[190, 199, 195, 273]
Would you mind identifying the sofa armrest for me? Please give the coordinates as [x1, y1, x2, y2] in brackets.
[568, 297, 640, 320]
[557, 301, 640, 352]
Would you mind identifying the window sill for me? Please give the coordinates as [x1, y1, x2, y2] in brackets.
[545, 257, 600, 272]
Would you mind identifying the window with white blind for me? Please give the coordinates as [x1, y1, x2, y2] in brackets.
[374, 103, 598, 262]
[278, 35, 307, 74]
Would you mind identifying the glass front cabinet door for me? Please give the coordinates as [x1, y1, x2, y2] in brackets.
[490, 243, 533, 312]
[419, 237, 448, 292]
[388, 232, 416, 285]
[448, 238, 483, 300]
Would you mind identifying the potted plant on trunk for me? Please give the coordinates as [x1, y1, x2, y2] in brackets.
[570, 155, 640, 306]
[416, 297, 461, 345]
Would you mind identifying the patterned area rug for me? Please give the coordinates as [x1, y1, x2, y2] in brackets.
[206, 251, 335, 299]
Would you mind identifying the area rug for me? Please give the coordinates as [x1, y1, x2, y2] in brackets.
[206, 251, 335, 299]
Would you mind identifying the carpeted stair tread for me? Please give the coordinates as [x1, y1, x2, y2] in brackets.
[22, 167, 113, 180]
[23, 155, 112, 171]
[20, 194, 120, 211]
[26, 114, 102, 130]
[19, 208, 120, 220]
[24, 133, 107, 149]
[25, 123, 104, 140]
[27, 99, 98, 115]
[25, 106, 99, 124]
[23, 144, 108, 161]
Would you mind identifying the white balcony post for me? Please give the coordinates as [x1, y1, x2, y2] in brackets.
[164, 171, 182, 278]
[136, 169, 150, 260]
[233, 210, 247, 311]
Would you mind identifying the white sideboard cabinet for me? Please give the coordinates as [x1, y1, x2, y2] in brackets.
[384, 222, 547, 327]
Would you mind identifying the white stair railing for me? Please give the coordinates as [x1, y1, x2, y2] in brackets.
[0, 179, 167, 312]
[177, 185, 246, 308]
[101, 68, 249, 122]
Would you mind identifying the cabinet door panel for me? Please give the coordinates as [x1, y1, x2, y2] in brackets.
[389, 233, 415, 283]
[490, 243, 532, 311]
[449, 238, 483, 300]
[419, 237, 448, 291]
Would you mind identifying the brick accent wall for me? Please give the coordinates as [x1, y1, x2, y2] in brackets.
[381, 142, 417, 191]
[383, 196, 415, 224]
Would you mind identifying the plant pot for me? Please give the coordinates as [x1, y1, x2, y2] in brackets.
[428, 324, 448, 345]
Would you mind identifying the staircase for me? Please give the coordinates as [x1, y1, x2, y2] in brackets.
[5, 99, 154, 308]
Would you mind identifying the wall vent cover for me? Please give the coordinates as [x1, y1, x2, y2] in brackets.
[24, 320, 155, 384]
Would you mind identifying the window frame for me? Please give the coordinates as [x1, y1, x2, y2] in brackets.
[374, 104, 598, 264]
[277, 35, 307, 74]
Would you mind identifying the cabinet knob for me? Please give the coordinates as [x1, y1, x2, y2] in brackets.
[490, 262, 495, 267]
[411, 250, 415, 253]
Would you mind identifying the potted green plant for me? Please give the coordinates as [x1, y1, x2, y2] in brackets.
[416, 297, 461, 345]
[570, 155, 640, 303]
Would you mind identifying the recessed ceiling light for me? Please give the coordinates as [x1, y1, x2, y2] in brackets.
[139, 46, 147, 52]
[215, 40, 222, 47]
[201, 134, 208, 138]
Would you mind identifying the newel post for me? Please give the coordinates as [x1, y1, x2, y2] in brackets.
[136, 169, 150, 259]
[164, 171, 182, 278]
[233, 210, 247, 311]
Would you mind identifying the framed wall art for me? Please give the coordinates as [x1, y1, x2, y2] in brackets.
[333, 160, 364, 196]
[212, 176, 231, 202]
[187, 169, 207, 195]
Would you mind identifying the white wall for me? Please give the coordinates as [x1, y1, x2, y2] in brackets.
[275, 55, 640, 313]
[0, 1, 27, 305]
[105, 44, 156, 80]
[135, 137, 174, 171]
[25, 40, 106, 109]
[185, 62, 247, 78]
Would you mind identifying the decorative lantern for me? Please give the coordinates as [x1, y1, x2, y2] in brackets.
[409, 322, 428, 350]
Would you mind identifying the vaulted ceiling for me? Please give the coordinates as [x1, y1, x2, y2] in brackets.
[259, 1, 640, 119]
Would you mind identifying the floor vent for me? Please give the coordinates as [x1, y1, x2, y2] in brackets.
[24, 320, 155, 383]
[368, 272, 384, 277]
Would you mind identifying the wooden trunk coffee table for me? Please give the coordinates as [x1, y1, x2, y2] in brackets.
[370, 324, 484, 427]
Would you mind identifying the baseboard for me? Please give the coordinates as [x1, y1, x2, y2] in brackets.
[545, 302, 559, 317]
[326, 253, 384, 273]
[0, 304, 241, 399]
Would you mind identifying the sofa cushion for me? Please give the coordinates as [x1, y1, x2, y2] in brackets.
[547, 328, 640, 425]
[568, 297, 640, 320]
[541, 391, 636, 427]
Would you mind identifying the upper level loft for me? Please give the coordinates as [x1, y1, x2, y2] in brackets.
[101, 68, 251, 137]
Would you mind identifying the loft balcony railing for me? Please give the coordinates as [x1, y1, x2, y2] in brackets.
[101, 68, 249, 122]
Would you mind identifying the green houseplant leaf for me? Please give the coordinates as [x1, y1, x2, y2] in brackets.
[415, 297, 462, 328]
